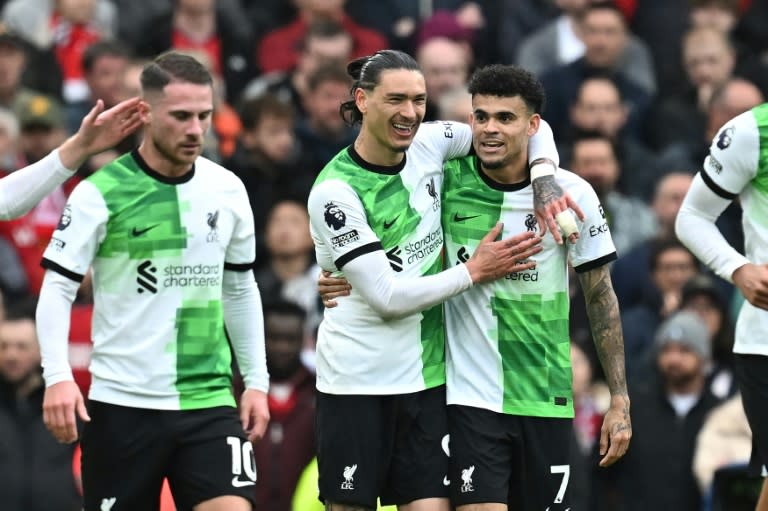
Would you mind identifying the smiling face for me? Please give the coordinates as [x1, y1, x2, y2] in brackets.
[141, 80, 213, 174]
[470, 93, 538, 176]
[356, 68, 426, 163]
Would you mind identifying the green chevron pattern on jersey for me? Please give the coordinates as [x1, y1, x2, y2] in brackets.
[315, 149, 445, 387]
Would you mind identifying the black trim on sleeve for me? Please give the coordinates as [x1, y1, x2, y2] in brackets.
[335, 241, 383, 269]
[573, 252, 618, 274]
[41, 258, 85, 283]
[700, 169, 738, 200]
[224, 261, 255, 272]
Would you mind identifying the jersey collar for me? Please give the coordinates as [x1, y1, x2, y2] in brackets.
[131, 149, 196, 185]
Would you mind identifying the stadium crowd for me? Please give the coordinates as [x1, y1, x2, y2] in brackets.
[0, 0, 767, 509]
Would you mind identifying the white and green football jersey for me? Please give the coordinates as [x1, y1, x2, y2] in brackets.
[41, 150, 256, 410]
[308, 121, 472, 394]
[442, 156, 616, 418]
[702, 103, 768, 356]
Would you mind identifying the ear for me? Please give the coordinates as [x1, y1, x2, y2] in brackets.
[138, 100, 151, 124]
[354, 88, 367, 116]
[527, 113, 541, 137]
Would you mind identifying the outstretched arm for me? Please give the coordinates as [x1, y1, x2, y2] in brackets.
[577, 264, 631, 467]
[0, 97, 141, 220]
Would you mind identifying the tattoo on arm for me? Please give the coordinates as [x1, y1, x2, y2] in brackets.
[532, 174, 564, 211]
[578, 265, 628, 401]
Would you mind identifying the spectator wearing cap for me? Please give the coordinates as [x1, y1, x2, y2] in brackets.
[0, 31, 43, 116]
[0, 94, 69, 294]
[680, 273, 737, 400]
[598, 311, 724, 510]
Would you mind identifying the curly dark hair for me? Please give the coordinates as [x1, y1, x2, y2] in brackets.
[467, 64, 546, 115]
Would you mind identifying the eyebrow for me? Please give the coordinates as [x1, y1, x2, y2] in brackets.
[384, 92, 427, 100]
[473, 109, 515, 116]
[169, 109, 214, 116]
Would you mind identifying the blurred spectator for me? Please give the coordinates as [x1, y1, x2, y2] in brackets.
[0, 31, 44, 114]
[64, 39, 130, 134]
[295, 64, 356, 174]
[118, 57, 147, 101]
[646, 26, 736, 154]
[0, 305, 81, 511]
[516, 0, 655, 91]
[568, 130, 657, 256]
[564, 75, 693, 200]
[603, 311, 723, 510]
[254, 200, 322, 336]
[244, 19, 353, 116]
[702, 77, 765, 158]
[131, 0, 255, 103]
[436, 85, 472, 122]
[0, 94, 69, 294]
[0, 108, 33, 300]
[540, 1, 654, 139]
[415, 34, 472, 121]
[256, 0, 387, 75]
[690, 0, 741, 33]
[680, 273, 737, 400]
[621, 239, 700, 377]
[498, 0, 560, 66]
[569, 340, 609, 509]
[629, 0, 690, 98]
[612, 172, 694, 309]
[692, 393, 752, 496]
[253, 300, 316, 511]
[2, 0, 115, 50]
[64, 39, 135, 176]
[3, 0, 117, 103]
[224, 94, 314, 261]
[0, 95, 67, 294]
[345, 1, 499, 65]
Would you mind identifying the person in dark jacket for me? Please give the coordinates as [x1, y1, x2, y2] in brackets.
[252, 300, 316, 511]
[0, 304, 81, 511]
[599, 311, 724, 511]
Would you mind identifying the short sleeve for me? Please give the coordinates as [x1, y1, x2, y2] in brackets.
[569, 182, 617, 272]
[224, 178, 256, 271]
[416, 121, 473, 162]
[702, 110, 760, 198]
[41, 180, 108, 281]
[308, 179, 383, 270]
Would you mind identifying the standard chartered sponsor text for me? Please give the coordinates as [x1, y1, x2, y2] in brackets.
[405, 228, 443, 264]
[163, 263, 220, 287]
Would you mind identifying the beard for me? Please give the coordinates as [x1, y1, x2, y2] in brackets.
[267, 356, 303, 382]
[662, 366, 699, 390]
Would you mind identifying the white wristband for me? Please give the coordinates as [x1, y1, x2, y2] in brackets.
[530, 162, 555, 181]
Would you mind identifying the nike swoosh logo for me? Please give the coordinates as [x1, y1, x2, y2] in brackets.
[453, 213, 480, 222]
[131, 224, 160, 237]
[231, 476, 255, 488]
[443, 476, 450, 486]
[383, 215, 400, 229]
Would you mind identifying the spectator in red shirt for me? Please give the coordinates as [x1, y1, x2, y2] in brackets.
[257, 0, 387, 74]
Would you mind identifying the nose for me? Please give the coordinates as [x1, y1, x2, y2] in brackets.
[400, 100, 417, 120]
[187, 117, 204, 137]
[484, 117, 499, 133]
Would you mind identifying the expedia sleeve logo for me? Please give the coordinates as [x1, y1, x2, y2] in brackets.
[324, 202, 346, 230]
